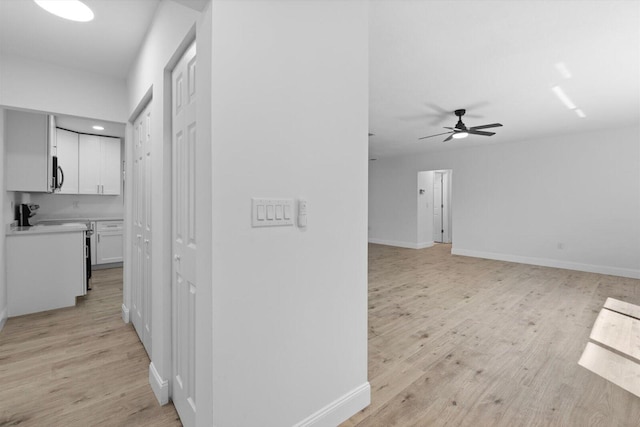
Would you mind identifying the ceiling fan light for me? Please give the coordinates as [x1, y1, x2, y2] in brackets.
[34, 0, 94, 22]
[452, 132, 468, 139]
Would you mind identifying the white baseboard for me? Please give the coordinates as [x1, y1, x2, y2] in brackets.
[0, 306, 7, 332]
[416, 241, 434, 249]
[293, 382, 370, 427]
[121, 304, 130, 323]
[452, 248, 640, 279]
[369, 238, 423, 249]
[149, 361, 170, 405]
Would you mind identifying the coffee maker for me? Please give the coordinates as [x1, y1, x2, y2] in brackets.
[16, 203, 40, 226]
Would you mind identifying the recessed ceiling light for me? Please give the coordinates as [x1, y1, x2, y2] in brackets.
[452, 132, 468, 139]
[34, 0, 94, 22]
[92, 125, 104, 131]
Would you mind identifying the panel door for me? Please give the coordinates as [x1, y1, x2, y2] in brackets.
[100, 137, 122, 195]
[78, 134, 101, 194]
[131, 102, 152, 355]
[172, 41, 197, 427]
[56, 128, 79, 194]
[433, 172, 443, 243]
[142, 106, 153, 354]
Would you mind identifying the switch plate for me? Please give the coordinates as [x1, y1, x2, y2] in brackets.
[252, 198, 294, 227]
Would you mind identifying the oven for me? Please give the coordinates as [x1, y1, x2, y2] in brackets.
[85, 227, 93, 291]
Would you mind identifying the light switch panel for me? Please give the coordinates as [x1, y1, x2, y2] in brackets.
[252, 198, 294, 227]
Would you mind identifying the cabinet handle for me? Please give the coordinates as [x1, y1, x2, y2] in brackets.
[97, 234, 100, 243]
[97, 184, 100, 194]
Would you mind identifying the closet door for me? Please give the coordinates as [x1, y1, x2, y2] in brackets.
[131, 102, 152, 355]
[172, 41, 197, 427]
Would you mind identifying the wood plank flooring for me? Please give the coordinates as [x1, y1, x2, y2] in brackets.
[342, 243, 640, 427]
[0, 268, 181, 427]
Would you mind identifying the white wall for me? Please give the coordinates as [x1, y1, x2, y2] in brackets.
[210, 1, 369, 426]
[0, 53, 127, 123]
[369, 126, 640, 278]
[29, 193, 123, 220]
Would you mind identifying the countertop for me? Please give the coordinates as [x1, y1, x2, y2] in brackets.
[6, 223, 89, 236]
[37, 217, 123, 223]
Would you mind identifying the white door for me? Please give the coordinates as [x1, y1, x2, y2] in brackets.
[172, 41, 197, 427]
[131, 102, 152, 355]
[56, 129, 79, 194]
[433, 172, 443, 243]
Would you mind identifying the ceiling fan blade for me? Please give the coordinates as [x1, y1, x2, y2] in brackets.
[468, 130, 496, 136]
[470, 123, 503, 130]
[443, 134, 454, 142]
[418, 131, 453, 140]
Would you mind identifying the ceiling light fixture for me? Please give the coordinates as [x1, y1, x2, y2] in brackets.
[34, 0, 94, 22]
[452, 132, 468, 139]
[92, 125, 104, 130]
[551, 85, 577, 110]
[574, 109, 586, 118]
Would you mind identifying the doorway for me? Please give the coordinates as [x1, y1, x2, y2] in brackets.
[417, 169, 452, 247]
[433, 170, 452, 243]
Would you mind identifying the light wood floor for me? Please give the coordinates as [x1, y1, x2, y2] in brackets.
[343, 243, 640, 427]
[0, 268, 181, 427]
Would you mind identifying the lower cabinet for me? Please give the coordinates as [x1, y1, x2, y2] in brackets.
[96, 220, 123, 264]
[7, 230, 86, 317]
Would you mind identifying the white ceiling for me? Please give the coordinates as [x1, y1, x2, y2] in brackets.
[369, 0, 640, 158]
[56, 114, 125, 138]
[0, 0, 160, 79]
[1, 0, 638, 156]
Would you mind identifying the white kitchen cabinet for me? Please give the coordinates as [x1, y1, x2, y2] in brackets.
[79, 135, 121, 195]
[6, 110, 55, 193]
[7, 229, 86, 316]
[96, 220, 123, 264]
[56, 128, 79, 194]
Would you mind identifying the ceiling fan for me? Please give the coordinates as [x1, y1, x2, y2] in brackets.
[419, 109, 502, 142]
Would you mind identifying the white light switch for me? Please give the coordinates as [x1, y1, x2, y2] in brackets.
[252, 198, 294, 227]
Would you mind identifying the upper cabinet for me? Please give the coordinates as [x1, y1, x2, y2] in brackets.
[56, 128, 79, 194]
[6, 110, 55, 193]
[78, 135, 121, 195]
